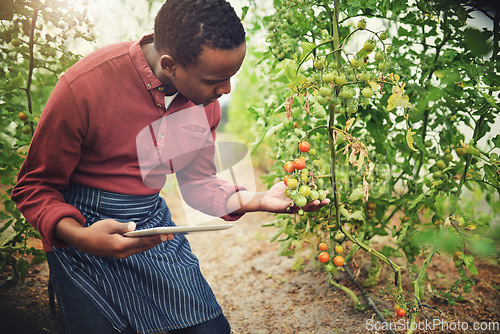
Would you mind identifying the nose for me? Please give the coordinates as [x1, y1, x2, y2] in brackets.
[215, 80, 231, 95]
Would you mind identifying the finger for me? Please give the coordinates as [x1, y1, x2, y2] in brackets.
[119, 235, 165, 256]
[122, 221, 136, 233]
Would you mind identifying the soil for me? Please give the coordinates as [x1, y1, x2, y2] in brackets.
[0, 169, 499, 334]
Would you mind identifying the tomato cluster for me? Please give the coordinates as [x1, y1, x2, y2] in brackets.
[307, 20, 392, 118]
[317, 241, 345, 271]
[283, 141, 327, 212]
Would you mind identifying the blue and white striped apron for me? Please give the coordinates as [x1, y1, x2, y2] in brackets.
[51, 183, 222, 333]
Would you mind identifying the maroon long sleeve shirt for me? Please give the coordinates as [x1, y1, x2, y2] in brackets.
[11, 34, 244, 252]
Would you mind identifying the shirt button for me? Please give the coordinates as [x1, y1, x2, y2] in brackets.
[157, 103, 163, 108]
[159, 86, 164, 92]
[160, 133, 164, 139]
[147, 83, 152, 88]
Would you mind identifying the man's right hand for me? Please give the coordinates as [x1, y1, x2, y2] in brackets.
[54, 217, 173, 258]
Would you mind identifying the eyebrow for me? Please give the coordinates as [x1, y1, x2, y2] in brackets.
[202, 77, 230, 83]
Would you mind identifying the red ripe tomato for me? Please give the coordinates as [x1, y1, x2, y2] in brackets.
[298, 141, 311, 153]
[396, 308, 406, 317]
[318, 252, 330, 263]
[318, 242, 328, 251]
[333, 255, 345, 267]
[293, 157, 306, 170]
[284, 161, 295, 173]
[284, 175, 290, 186]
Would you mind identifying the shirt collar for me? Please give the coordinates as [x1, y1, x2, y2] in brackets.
[129, 34, 164, 91]
[129, 34, 189, 110]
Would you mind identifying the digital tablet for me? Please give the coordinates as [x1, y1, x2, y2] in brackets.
[124, 224, 234, 237]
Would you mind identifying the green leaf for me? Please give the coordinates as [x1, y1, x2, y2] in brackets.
[3, 72, 24, 91]
[463, 255, 478, 275]
[492, 134, 500, 148]
[464, 28, 492, 57]
[484, 165, 500, 189]
[426, 86, 442, 102]
[348, 210, 364, 221]
[406, 128, 419, 152]
[480, 91, 499, 111]
[348, 186, 365, 202]
[469, 238, 496, 256]
[240, 6, 249, 21]
[300, 41, 316, 62]
[407, 193, 425, 210]
[282, 59, 298, 84]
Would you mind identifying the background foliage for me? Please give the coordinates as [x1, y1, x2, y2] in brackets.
[231, 0, 500, 326]
[0, 0, 94, 281]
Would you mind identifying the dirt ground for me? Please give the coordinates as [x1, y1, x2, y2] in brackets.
[0, 171, 499, 334]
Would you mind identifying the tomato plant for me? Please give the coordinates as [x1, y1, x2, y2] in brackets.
[244, 0, 500, 331]
[0, 0, 94, 282]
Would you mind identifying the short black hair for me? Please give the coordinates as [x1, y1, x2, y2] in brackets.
[154, 0, 246, 67]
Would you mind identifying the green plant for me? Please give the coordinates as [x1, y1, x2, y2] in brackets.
[0, 0, 94, 282]
[242, 0, 499, 332]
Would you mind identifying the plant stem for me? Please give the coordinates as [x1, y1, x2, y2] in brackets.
[26, 9, 39, 134]
[326, 0, 404, 301]
[329, 276, 361, 307]
[344, 266, 396, 334]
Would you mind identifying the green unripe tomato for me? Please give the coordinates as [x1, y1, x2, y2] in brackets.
[316, 178, 324, 189]
[350, 57, 362, 68]
[311, 107, 326, 119]
[309, 148, 316, 155]
[386, 45, 394, 53]
[363, 39, 376, 52]
[455, 147, 466, 156]
[319, 86, 332, 97]
[424, 140, 433, 148]
[362, 87, 374, 98]
[318, 190, 327, 200]
[433, 171, 443, 179]
[309, 190, 319, 201]
[357, 19, 366, 30]
[317, 95, 329, 105]
[325, 263, 335, 273]
[436, 160, 446, 170]
[358, 71, 370, 82]
[334, 73, 347, 86]
[444, 153, 453, 162]
[346, 104, 357, 114]
[374, 51, 385, 62]
[378, 62, 388, 71]
[380, 31, 388, 40]
[294, 195, 307, 207]
[330, 96, 341, 107]
[299, 185, 311, 197]
[323, 72, 335, 83]
[314, 58, 326, 69]
[334, 105, 345, 114]
[287, 178, 299, 189]
[340, 87, 354, 99]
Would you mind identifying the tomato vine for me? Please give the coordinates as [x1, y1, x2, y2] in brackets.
[243, 0, 500, 330]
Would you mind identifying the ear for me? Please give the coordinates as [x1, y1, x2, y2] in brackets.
[160, 54, 176, 77]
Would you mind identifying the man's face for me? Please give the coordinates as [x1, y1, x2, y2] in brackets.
[170, 42, 246, 106]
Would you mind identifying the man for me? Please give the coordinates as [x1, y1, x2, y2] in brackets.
[11, 0, 329, 333]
